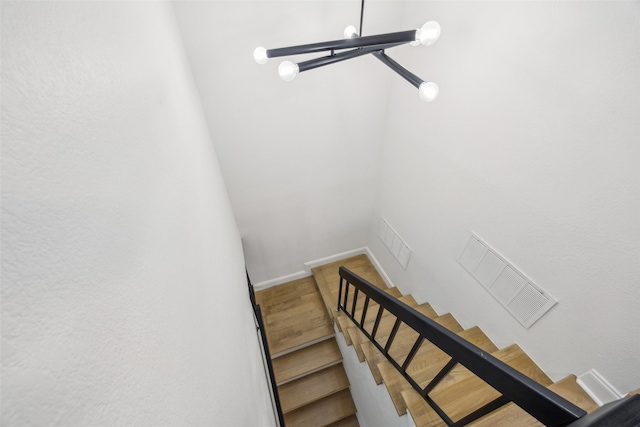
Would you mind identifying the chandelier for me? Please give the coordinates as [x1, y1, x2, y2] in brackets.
[254, 2, 441, 102]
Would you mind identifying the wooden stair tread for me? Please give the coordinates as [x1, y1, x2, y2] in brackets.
[386, 287, 403, 298]
[345, 295, 421, 357]
[272, 338, 342, 385]
[385, 304, 443, 360]
[379, 326, 499, 416]
[326, 413, 360, 427]
[468, 375, 599, 426]
[270, 323, 335, 357]
[279, 364, 351, 413]
[348, 301, 439, 363]
[284, 388, 357, 427]
[431, 342, 552, 389]
[428, 344, 553, 422]
[403, 344, 552, 427]
[263, 292, 330, 324]
[256, 276, 334, 355]
[361, 313, 464, 384]
[336, 288, 402, 325]
[313, 254, 390, 319]
[336, 288, 405, 336]
[345, 295, 419, 340]
[256, 276, 320, 316]
[406, 326, 500, 390]
[550, 375, 599, 412]
[347, 298, 431, 343]
[403, 388, 439, 427]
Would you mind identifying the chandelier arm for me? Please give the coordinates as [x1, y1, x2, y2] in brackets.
[297, 42, 405, 73]
[266, 30, 416, 58]
[359, 0, 365, 36]
[372, 51, 424, 88]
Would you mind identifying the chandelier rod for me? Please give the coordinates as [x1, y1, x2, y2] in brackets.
[298, 42, 406, 73]
[265, 30, 416, 59]
[359, 0, 365, 36]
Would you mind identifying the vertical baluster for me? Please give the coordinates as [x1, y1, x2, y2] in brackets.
[337, 277, 344, 311]
[371, 305, 385, 341]
[343, 281, 350, 313]
[402, 336, 425, 371]
[350, 288, 359, 317]
[422, 359, 458, 397]
[384, 318, 402, 353]
[360, 296, 370, 327]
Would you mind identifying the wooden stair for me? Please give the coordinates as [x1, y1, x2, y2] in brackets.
[256, 276, 360, 426]
[272, 338, 343, 385]
[284, 389, 357, 427]
[379, 326, 499, 416]
[311, 254, 599, 427]
[468, 375, 599, 426]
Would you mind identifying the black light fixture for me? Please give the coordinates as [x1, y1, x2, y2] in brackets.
[254, 2, 441, 102]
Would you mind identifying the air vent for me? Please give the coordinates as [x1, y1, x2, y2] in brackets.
[458, 234, 557, 329]
[491, 266, 526, 304]
[379, 218, 412, 269]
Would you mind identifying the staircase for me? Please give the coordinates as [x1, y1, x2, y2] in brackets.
[256, 254, 601, 426]
[255, 276, 360, 427]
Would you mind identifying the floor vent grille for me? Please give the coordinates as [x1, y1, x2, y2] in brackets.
[458, 234, 557, 329]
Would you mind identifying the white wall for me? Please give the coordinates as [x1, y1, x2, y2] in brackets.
[173, 1, 406, 284]
[368, 1, 640, 395]
[1, 2, 275, 425]
[335, 324, 415, 427]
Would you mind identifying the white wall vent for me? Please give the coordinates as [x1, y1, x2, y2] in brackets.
[378, 218, 412, 269]
[458, 234, 557, 329]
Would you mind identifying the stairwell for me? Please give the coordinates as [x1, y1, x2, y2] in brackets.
[257, 254, 601, 426]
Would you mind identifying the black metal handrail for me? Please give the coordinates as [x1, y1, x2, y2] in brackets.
[247, 273, 285, 427]
[337, 266, 587, 427]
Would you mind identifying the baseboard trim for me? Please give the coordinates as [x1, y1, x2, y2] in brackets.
[252, 246, 396, 292]
[253, 270, 312, 291]
[303, 247, 368, 272]
[364, 247, 396, 289]
[577, 369, 624, 406]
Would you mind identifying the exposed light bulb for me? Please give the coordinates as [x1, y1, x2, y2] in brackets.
[419, 82, 439, 102]
[344, 25, 358, 38]
[278, 61, 299, 82]
[415, 21, 441, 46]
[254, 47, 268, 64]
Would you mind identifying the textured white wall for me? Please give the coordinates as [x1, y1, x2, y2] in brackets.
[1, 2, 275, 425]
[172, 1, 406, 283]
[368, 1, 640, 395]
[335, 324, 415, 427]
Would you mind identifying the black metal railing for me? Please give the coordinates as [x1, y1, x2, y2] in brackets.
[337, 266, 587, 427]
[248, 273, 285, 427]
